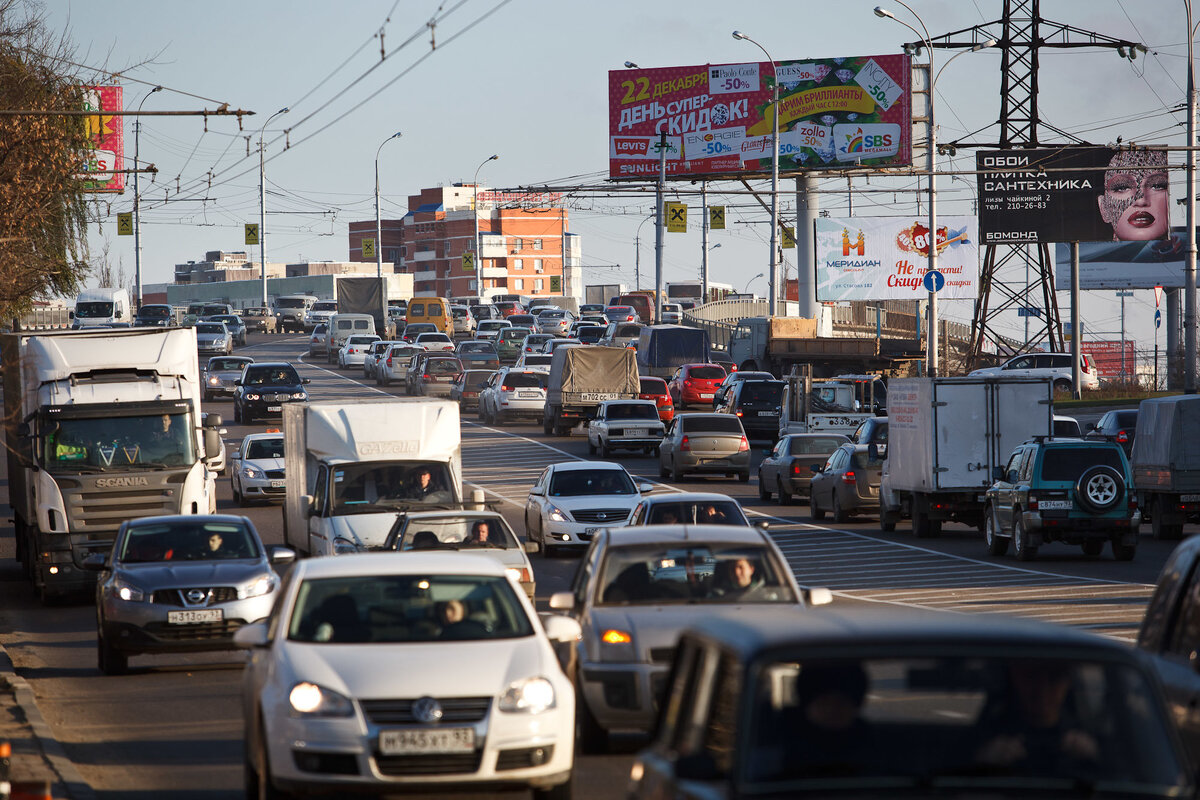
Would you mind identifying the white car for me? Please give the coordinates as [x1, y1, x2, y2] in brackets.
[660, 303, 683, 324]
[479, 368, 548, 425]
[514, 353, 553, 370]
[476, 319, 513, 341]
[524, 462, 650, 556]
[362, 340, 392, 379]
[586, 400, 665, 458]
[450, 304, 477, 336]
[229, 432, 285, 506]
[376, 344, 423, 386]
[236, 553, 579, 799]
[967, 351, 1101, 392]
[414, 332, 455, 353]
[338, 334, 382, 368]
[541, 338, 581, 355]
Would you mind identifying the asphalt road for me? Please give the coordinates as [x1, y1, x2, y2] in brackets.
[0, 333, 1178, 799]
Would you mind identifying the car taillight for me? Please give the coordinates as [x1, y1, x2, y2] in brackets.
[1028, 494, 1039, 510]
[1116, 430, 1128, 443]
[735, 410, 743, 417]
[502, 385, 512, 391]
[792, 463, 802, 475]
[684, 378, 694, 386]
[680, 435, 691, 452]
[738, 436, 750, 452]
[386, 358, 392, 366]
[423, 374, 431, 380]
[841, 470, 856, 485]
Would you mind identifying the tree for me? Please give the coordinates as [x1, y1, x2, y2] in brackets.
[0, 0, 92, 321]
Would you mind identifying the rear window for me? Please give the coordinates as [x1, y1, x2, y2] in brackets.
[640, 378, 667, 394]
[1114, 411, 1138, 427]
[1038, 447, 1125, 482]
[426, 359, 461, 375]
[616, 324, 641, 337]
[459, 342, 494, 353]
[348, 335, 376, 345]
[606, 403, 658, 420]
[409, 302, 425, 315]
[681, 416, 745, 434]
[504, 373, 546, 389]
[689, 365, 726, 380]
[522, 355, 552, 365]
[789, 436, 846, 455]
[353, 320, 371, 329]
[739, 382, 783, 404]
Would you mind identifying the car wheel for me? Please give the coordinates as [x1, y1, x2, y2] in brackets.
[542, 415, 554, 436]
[810, 492, 826, 521]
[1053, 378, 1072, 394]
[912, 510, 942, 538]
[1081, 539, 1104, 556]
[778, 480, 793, 506]
[1013, 516, 1038, 562]
[232, 482, 244, 506]
[738, 471, 750, 483]
[203, 392, 212, 403]
[250, 716, 295, 800]
[97, 627, 127, 676]
[758, 473, 771, 502]
[233, 404, 242, 424]
[1112, 539, 1137, 561]
[1075, 465, 1123, 514]
[494, 411, 506, 426]
[576, 683, 609, 755]
[985, 505, 1010, 556]
[599, 441, 610, 459]
[831, 493, 848, 523]
[670, 459, 683, 482]
[659, 460, 669, 479]
[587, 438, 596, 455]
[880, 509, 897, 532]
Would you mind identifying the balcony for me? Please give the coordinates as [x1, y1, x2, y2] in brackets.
[414, 270, 437, 282]
[412, 250, 437, 262]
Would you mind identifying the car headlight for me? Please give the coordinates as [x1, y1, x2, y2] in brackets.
[208, 376, 221, 385]
[546, 503, 571, 523]
[498, 677, 556, 714]
[239, 574, 277, 599]
[291, 392, 307, 400]
[111, 578, 145, 602]
[242, 465, 265, 479]
[288, 682, 355, 717]
[244, 393, 261, 401]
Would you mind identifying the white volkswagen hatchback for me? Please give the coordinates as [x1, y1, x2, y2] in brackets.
[236, 553, 578, 799]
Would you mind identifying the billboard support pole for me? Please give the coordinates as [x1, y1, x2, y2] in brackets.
[1071, 242, 1082, 400]
[375, 131, 401, 336]
[654, 132, 666, 325]
[1186, 0, 1197, 394]
[796, 175, 820, 318]
[1169, 289, 1181, 389]
[701, 182, 709, 304]
[259, 107, 289, 310]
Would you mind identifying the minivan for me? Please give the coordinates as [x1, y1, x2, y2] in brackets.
[325, 313, 376, 362]
[405, 297, 453, 335]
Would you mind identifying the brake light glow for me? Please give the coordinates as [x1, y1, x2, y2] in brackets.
[735, 410, 743, 417]
[1116, 430, 1128, 443]
[738, 436, 750, 452]
[841, 470, 856, 485]
[792, 463, 802, 475]
[680, 435, 690, 452]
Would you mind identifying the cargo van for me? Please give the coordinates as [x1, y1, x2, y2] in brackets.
[325, 313, 376, 362]
[405, 297, 453, 335]
[72, 288, 132, 328]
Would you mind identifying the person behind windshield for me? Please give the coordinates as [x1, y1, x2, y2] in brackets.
[711, 557, 768, 600]
[464, 519, 496, 546]
[145, 413, 187, 464]
[773, 662, 874, 778]
[700, 503, 729, 525]
[410, 467, 453, 503]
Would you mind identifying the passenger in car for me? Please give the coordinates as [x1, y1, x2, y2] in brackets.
[773, 662, 873, 777]
[710, 558, 764, 600]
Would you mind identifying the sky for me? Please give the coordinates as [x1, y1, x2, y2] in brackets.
[45, 0, 1198, 364]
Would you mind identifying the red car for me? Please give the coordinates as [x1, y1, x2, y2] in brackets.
[638, 376, 675, 424]
[668, 363, 728, 409]
[494, 301, 525, 318]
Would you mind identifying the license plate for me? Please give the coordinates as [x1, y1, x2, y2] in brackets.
[267, 405, 282, 412]
[700, 393, 714, 399]
[269, 480, 285, 488]
[379, 727, 475, 755]
[167, 609, 223, 625]
[1039, 500, 1072, 510]
[518, 391, 540, 398]
[581, 392, 619, 402]
[1183, 494, 1200, 502]
[585, 527, 603, 534]
[625, 428, 647, 437]
[757, 411, 774, 417]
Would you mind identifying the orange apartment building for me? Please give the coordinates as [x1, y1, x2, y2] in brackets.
[348, 184, 581, 300]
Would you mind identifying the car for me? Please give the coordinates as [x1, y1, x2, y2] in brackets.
[337, 334, 382, 368]
[404, 350, 450, 394]
[629, 608, 1191, 798]
[229, 432, 286, 506]
[496, 326, 533, 363]
[241, 306, 277, 334]
[86, 514, 293, 675]
[476, 319, 513, 342]
[586, 400, 665, 458]
[307, 323, 328, 356]
[658, 413, 751, 482]
[520, 333, 555, 355]
[667, 363, 727, 409]
[409, 355, 463, 397]
[493, 299, 525, 317]
[758, 433, 851, 504]
[401, 321, 438, 343]
[202, 355, 254, 402]
[479, 367, 548, 425]
[720, 378, 785, 441]
[660, 302, 683, 324]
[573, 324, 606, 345]
[450, 304, 476, 336]
[514, 353, 553, 370]
[375, 343, 423, 387]
[809, 442, 884, 523]
[985, 438, 1141, 561]
[603, 305, 637, 324]
[133, 303, 175, 327]
[579, 303, 605, 317]
[1085, 408, 1138, 456]
[304, 299, 339, 330]
[235, 553, 579, 800]
[195, 321, 232, 356]
[712, 369, 773, 408]
[626, 492, 752, 527]
[637, 376, 675, 423]
[470, 303, 501, 322]
[968, 351, 1101, 392]
[851, 415, 889, 446]
[381, 511, 537, 599]
[506, 313, 538, 330]
[535, 308, 574, 335]
[233, 362, 310, 424]
[362, 340, 392, 379]
[524, 462, 650, 556]
[455, 339, 501, 370]
[413, 331, 455, 353]
[548, 525, 813, 753]
[450, 368, 495, 411]
[1054, 414, 1083, 437]
[208, 314, 247, 347]
[540, 337, 581, 355]
[597, 321, 642, 349]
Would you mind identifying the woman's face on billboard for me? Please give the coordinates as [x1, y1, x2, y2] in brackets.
[1098, 164, 1170, 241]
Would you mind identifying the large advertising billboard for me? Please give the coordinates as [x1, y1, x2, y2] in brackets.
[79, 85, 124, 193]
[977, 148, 1169, 245]
[1053, 226, 1189, 289]
[608, 55, 911, 180]
[1081, 340, 1138, 380]
[815, 215, 979, 301]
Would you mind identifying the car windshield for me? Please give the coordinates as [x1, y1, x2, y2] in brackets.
[689, 365, 726, 380]
[119, 520, 259, 563]
[644, 500, 747, 526]
[1039, 447, 1125, 482]
[329, 461, 455, 513]
[138, 306, 170, 319]
[209, 358, 250, 372]
[275, 298, 307, 309]
[243, 367, 300, 385]
[214, 316, 240, 326]
[398, 516, 517, 550]
[790, 436, 847, 455]
[196, 323, 223, 334]
[742, 654, 1186, 792]
[44, 409, 196, 471]
[246, 438, 284, 460]
[681, 416, 744, 434]
[426, 359, 461, 375]
[605, 404, 658, 420]
[598, 544, 793, 605]
[740, 382, 784, 404]
[459, 342, 494, 353]
[549, 468, 636, 496]
[75, 301, 115, 318]
[287, 574, 533, 643]
[504, 373, 546, 389]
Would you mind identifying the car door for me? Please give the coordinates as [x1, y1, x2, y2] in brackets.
[660, 420, 677, 467]
[761, 438, 785, 486]
[526, 467, 550, 532]
[812, 449, 840, 507]
[992, 448, 1025, 531]
[1151, 562, 1200, 761]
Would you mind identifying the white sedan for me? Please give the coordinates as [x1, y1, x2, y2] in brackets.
[229, 433, 285, 506]
[524, 462, 650, 556]
[338, 334, 382, 368]
[236, 553, 579, 799]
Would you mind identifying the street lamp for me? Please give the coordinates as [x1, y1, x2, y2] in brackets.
[473, 154, 499, 300]
[624, 61, 639, 68]
[375, 130, 402, 336]
[733, 31, 781, 318]
[132, 85, 162, 312]
[744, 272, 765, 295]
[634, 214, 655, 292]
[258, 106, 289, 308]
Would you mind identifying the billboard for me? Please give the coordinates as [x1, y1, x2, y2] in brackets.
[977, 148, 1169, 245]
[1081, 340, 1138, 380]
[815, 215, 978, 301]
[608, 55, 911, 180]
[1054, 227, 1191, 289]
[79, 85, 124, 193]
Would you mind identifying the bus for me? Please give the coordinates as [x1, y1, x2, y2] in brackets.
[665, 281, 733, 306]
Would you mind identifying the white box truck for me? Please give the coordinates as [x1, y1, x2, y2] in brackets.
[283, 399, 462, 556]
[2, 328, 222, 601]
[71, 287, 132, 328]
[880, 376, 1054, 537]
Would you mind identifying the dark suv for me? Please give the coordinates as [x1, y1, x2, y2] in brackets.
[232, 362, 310, 423]
[985, 439, 1140, 562]
[721, 379, 784, 441]
[1085, 409, 1138, 458]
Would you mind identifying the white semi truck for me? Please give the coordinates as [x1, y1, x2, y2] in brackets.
[2, 328, 222, 601]
[283, 399, 462, 556]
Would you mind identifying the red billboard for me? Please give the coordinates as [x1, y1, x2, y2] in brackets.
[1081, 340, 1138, 380]
[608, 55, 911, 181]
[79, 85, 124, 193]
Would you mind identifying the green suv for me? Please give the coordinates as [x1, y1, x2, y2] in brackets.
[495, 325, 532, 363]
[984, 439, 1140, 562]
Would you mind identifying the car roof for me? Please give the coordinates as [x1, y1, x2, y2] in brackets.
[642, 492, 744, 504]
[293, 551, 508, 579]
[207, 356, 252, 365]
[600, 399, 657, 407]
[402, 509, 507, 521]
[126, 513, 252, 529]
[244, 361, 295, 369]
[602, 524, 768, 547]
[242, 432, 284, 443]
[552, 460, 629, 473]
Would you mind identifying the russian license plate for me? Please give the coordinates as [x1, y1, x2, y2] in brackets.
[269, 480, 285, 488]
[167, 608, 223, 625]
[625, 428, 647, 437]
[585, 527, 603, 535]
[581, 392, 619, 402]
[518, 391, 540, 398]
[700, 393, 714, 399]
[267, 405, 282, 412]
[1039, 500, 1072, 510]
[379, 727, 475, 755]
[757, 411, 774, 416]
[1183, 494, 1200, 502]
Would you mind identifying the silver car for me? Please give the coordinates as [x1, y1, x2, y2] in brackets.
[202, 356, 254, 402]
[658, 413, 751, 482]
[195, 321, 232, 355]
[229, 433, 285, 506]
[86, 514, 294, 674]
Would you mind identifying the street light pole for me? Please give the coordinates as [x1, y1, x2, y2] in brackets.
[375, 131, 402, 336]
[259, 106, 289, 309]
[733, 31, 780, 318]
[132, 85, 162, 312]
[635, 214, 654, 293]
[473, 154, 499, 300]
[1186, 0, 1198, 393]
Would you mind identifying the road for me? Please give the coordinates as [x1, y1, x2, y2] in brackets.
[0, 333, 1177, 798]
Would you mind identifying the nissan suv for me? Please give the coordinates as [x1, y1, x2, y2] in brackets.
[968, 352, 1100, 392]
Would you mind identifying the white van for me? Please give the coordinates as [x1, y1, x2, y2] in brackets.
[72, 288, 132, 328]
[324, 313, 376, 363]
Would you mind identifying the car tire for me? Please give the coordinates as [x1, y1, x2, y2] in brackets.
[233, 483, 244, 506]
[778, 480, 793, 506]
[203, 392, 212, 403]
[1075, 465, 1123, 514]
[599, 441, 610, 459]
[1152, 499, 1184, 540]
[810, 493, 826, 521]
[880, 510, 897, 532]
[738, 471, 750, 483]
[912, 511, 942, 539]
[1013, 516, 1038, 561]
[671, 459, 684, 482]
[543, 415, 554, 436]
[758, 474, 771, 502]
[494, 411, 506, 426]
[1081, 539, 1105, 556]
[1112, 539, 1137, 561]
[832, 493, 848, 523]
[587, 438, 596, 455]
[532, 778, 573, 800]
[985, 505, 1009, 556]
[1053, 378, 1072, 394]
[233, 404, 242, 424]
[97, 627, 127, 676]
[659, 461, 669, 479]
[250, 717, 294, 800]
[576, 687, 609, 756]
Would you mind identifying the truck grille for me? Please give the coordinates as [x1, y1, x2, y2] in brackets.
[64, 486, 179, 532]
[360, 696, 491, 725]
[571, 508, 629, 523]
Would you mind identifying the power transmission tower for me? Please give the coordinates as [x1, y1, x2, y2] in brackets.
[909, 0, 1142, 364]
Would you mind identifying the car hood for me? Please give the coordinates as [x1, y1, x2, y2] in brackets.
[242, 383, 304, 393]
[211, 369, 247, 381]
[281, 637, 547, 699]
[196, 333, 226, 342]
[116, 559, 269, 588]
[547, 494, 640, 512]
[244, 457, 285, 472]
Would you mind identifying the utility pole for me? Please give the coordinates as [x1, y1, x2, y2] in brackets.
[132, 86, 162, 311]
[701, 182, 709, 303]
[654, 132, 666, 325]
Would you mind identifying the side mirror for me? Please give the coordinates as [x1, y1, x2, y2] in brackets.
[810, 463, 822, 474]
[756, 520, 773, 531]
[804, 587, 834, 606]
[203, 414, 223, 428]
[868, 443, 882, 462]
[529, 487, 545, 497]
[548, 591, 575, 611]
[269, 546, 296, 566]
[992, 466, 1006, 482]
[539, 613, 582, 644]
[524, 541, 540, 554]
[637, 482, 656, 494]
[204, 429, 221, 460]
[1085, 422, 1097, 432]
[82, 552, 109, 571]
[233, 622, 270, 649]
[302, 494, 316, 517]
[303, 378, 312, 384]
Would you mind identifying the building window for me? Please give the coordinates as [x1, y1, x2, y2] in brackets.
[534, 259, 544, 273]
[514, 278, 524, 290]
[535, 278, 544, 292]
[443, 241, 452, 257]
[533, 238, 543, 250]
[514, 258, 524, 271]
[512, 237, 524, 252]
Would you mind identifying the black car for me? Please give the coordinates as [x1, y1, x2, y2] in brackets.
[1085, 408, 1138, 457]
[720, 379, 784, 441]
[232, 362, 310, 424]
[134, 304, 175, 327]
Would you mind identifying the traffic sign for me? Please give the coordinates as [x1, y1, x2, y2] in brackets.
[1017, 306, 1041, 318]
[244, 223, 259, 246]
[116, 212, 132, 235]
[709, 206, 725, 230]
[550, 275, 561, 293]
[1156, 308, 1162, 329]
[361, 238, 375, 259]
[922, 269, 945, 293]
[461, 251, 475, 272]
